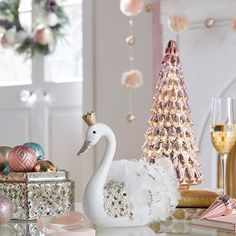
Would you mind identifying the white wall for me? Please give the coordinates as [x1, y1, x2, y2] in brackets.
[89, 1, 153, 166]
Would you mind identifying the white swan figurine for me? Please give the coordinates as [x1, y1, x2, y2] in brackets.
[77, 112, 179, 227]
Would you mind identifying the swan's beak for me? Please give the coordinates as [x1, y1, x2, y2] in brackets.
[77, 140, 93, 156]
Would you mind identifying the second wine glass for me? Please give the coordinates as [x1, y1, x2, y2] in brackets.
[210, 97, 236, 195]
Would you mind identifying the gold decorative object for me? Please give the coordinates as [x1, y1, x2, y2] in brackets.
[219, 144, 236, 197]
[210, 97, 236, 195]
[204, 18, 215, 28]
[150, 219, 191, 234]
[169, 207, 206, 220]
[145, 3, 154, 13]
[0, 146, 11, 171]
[33, 160, 57, 172]
[142, 40, 203, 186]
[82, 111, 96, 126]
[178, 190, 219, 208]
[126, 36, 136, 46]
[127, 113, 136, 123]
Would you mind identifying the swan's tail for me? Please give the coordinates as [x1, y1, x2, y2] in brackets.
[107, 157, 179, 223]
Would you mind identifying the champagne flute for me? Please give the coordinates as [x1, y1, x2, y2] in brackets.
[210, 97, 236, 194]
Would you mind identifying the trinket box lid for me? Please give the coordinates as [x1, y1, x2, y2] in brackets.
[0, 170, 68, 182]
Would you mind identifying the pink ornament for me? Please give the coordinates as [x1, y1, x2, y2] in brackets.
[232, 16, 236, 32]
[0, 36, 11, 48]
[120, 0, 143, 16]
[8, 145, 37, 172]
[0, 195, 13, 225]
[200, 195, 235, 220]
[35, 27, 53, 45]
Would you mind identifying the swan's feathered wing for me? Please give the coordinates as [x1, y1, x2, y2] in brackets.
[104, 157, 179, 223]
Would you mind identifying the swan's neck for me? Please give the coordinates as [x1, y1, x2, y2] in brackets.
[83, 127, 116, 219]
[92, 132, 116, 184]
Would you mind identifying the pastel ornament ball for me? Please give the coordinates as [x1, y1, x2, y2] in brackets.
[24, 142, 45, 160]
[0, 195, 13, 225]
[120, 0, 143, 16]
[47, 12, 58, 27]
[35, 27, 53, 45]
[1, 35, 13, 48]
[8, 145, 37, 172]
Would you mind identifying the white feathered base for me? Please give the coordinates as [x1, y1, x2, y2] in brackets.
[105, 158, 179, 225]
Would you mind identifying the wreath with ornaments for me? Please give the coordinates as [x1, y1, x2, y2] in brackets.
[0, 0, 69, 57]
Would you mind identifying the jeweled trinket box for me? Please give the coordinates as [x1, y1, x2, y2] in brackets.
[0, 171, 74, 220]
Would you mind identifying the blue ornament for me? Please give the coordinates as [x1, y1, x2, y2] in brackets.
[3, 164, 11, 173]
[23, 142, 45, 160]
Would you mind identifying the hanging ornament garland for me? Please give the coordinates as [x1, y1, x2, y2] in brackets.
[0, 0, 69, 57]
[120, 0, 144, 124]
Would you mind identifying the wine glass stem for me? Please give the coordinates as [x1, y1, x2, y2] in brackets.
[221, 154, 228, 195]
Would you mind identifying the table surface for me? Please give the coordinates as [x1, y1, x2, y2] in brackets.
[0, 219, 234, 236]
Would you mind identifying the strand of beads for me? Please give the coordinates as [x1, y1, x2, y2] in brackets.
[120, 0, 144, 123]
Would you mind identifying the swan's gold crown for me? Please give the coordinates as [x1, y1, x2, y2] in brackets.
[82, 111, 96, 126]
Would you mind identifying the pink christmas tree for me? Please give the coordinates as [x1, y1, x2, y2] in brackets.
[142, 40, 203, 186]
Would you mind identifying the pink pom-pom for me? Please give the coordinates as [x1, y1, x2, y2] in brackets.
[121, 69, 143, 88]
[120, 0, 143, 16]
[8, 145, 37, 172]
[168, 15, 189, 33]
[232, 16, 236, 32]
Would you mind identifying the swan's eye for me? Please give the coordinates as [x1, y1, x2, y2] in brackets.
[92, 131, 96, 134]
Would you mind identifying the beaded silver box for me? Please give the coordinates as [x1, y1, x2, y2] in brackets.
[0, 171, 74, 220]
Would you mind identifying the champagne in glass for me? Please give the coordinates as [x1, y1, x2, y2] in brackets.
[210, 97, 236, 194]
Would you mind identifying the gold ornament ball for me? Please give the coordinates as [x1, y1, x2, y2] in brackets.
[127, 114, 136, 123]
[0, 146, 11, 171]
[33, 160, 58, 172]
[145, 3, 154, 13]
[126, 36, 136, 46]
[35, 27, 53, 45]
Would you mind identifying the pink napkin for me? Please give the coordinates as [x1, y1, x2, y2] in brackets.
[37, 211, 95, 236]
